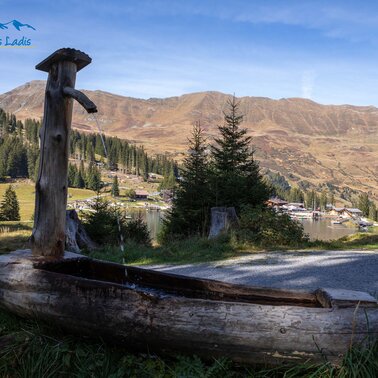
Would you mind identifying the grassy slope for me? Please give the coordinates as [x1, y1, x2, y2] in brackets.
[0, 182, 95, 221]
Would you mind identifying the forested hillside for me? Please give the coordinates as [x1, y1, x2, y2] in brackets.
[0, 108, 176, 189]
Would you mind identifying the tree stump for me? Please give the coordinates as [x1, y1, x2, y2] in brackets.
[65, 210, 97, 253]
[208, 207, 239, 238]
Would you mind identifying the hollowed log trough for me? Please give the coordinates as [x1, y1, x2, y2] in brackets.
[0, 250, 377, 365]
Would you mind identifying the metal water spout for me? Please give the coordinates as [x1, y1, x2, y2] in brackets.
[31, 48, 97, 257]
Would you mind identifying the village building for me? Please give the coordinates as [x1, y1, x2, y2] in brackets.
[266, 197, 288, 208]
[328, 207, 363, 219]
[135, 190, 149, 200]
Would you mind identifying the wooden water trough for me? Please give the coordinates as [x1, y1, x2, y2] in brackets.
[0, 249, 377, 365]
[0, 48, 377, 366]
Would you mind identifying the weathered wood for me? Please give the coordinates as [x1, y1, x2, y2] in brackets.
[0, 250, 377, 366]
[208, 207, 239, 238]
[315, 288, 378, 308]
[31, 48, 95, 257]
[65, 210, 97, 253]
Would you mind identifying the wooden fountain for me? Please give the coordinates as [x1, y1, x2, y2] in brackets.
[0, 48, 377, 366]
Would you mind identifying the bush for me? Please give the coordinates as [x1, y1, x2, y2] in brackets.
[123, 217, 151, 246]
[82, 197, 151, 246]
[234, 205, 308, 247]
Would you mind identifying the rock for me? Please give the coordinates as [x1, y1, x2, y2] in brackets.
[208, 207, 239, 239]
[65, 210, 97, 253]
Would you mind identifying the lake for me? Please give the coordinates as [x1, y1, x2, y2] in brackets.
[128, 210, 357, 242]
[299, 219, 357, 241]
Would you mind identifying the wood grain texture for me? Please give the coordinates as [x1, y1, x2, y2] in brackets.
[31, 60, 77, 257]
[1, 250, 377, 365]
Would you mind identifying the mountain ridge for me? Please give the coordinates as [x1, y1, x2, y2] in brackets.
[1, 80, 377, 201]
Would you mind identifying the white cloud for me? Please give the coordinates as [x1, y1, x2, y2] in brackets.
[301, 70, 316, 99]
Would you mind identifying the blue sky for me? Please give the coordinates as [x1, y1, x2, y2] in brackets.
[1, 0, 378, 105]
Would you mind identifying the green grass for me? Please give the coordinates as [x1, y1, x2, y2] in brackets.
[86, 236, 243, 265]
[0, 221, 32, 254]
[305, 231, 378, 251]
[0, 309, 377, 377]
[0, 183, 95, 221]
[85, 230, 378, 267]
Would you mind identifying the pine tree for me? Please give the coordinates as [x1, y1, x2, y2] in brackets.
[358, 193, 370, 216]
[143, 155, 149, 181]
[111, 175, 120, 197]
[210, 97, 270, 212]
[368, 202, 377, 221]
[162, 122, 211, 238]
[320, 189, 328, 211]
[0, 185, 20, 221]
[329, 192, 335, 207]
[74, 169, 85, 189]
[67, 163, 78, 187]
[86, 163, 102, 192]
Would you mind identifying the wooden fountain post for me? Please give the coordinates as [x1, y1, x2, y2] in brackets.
[31, 48, 97, 257]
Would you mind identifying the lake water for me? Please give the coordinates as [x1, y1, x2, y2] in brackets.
[128, 209, 164, 240]
[128, 210, 358, 242]
[299, 219, 357, 241]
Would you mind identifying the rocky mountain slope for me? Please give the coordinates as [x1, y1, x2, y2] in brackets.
[1, 80, 378, 200]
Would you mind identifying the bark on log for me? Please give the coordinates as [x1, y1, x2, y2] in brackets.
[1, 250, 377, 366]
[208, 207, 239, 238]
[65, 210, 97, 253]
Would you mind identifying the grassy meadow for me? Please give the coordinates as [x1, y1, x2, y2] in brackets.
[0, 182, 95, 221]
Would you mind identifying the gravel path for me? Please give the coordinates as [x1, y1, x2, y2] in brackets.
[145, 250, 378, 294]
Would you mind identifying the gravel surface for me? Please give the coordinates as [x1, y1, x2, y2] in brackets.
[146, 250, 378, 294]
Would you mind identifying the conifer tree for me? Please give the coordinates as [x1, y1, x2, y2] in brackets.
[68, 164, 78, 187]
[0, 185, 20, 221]
[74, 170, 85, 188]
[162, 122, 211, 238]
[210, 97, 270, 212]
[86, 163, 102, 192]
[111, 175, 120, 197]
[320, 189, 328, 210]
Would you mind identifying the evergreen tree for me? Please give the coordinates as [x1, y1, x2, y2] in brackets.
[111, 175, 120, 197]
[320, 189, 328, 211]
[210, 97, 270, 212]
[329, 192, 335, 207]
[73, 169, 85, 189]
[159, 165, 176, 190]
[368, 202, 377, 221]
[305, 190, 319, 210]
[86, 162, 102, 192]
[288, 187, 304, 203]
[358, 193, 370, 216]
[162, 122, 211, 238]
[0, 185, 20, 221]
[67, 163, 78, 187]
[143, 155, 149, 181]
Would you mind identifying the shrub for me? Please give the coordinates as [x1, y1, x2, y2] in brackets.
[82, 196, 151, 246]
[234, 205, 308, 247]
[123, 217, 151, 246]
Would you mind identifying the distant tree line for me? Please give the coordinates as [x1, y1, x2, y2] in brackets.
[0, 108, 176, 188]
[266, 169, 377, 220]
